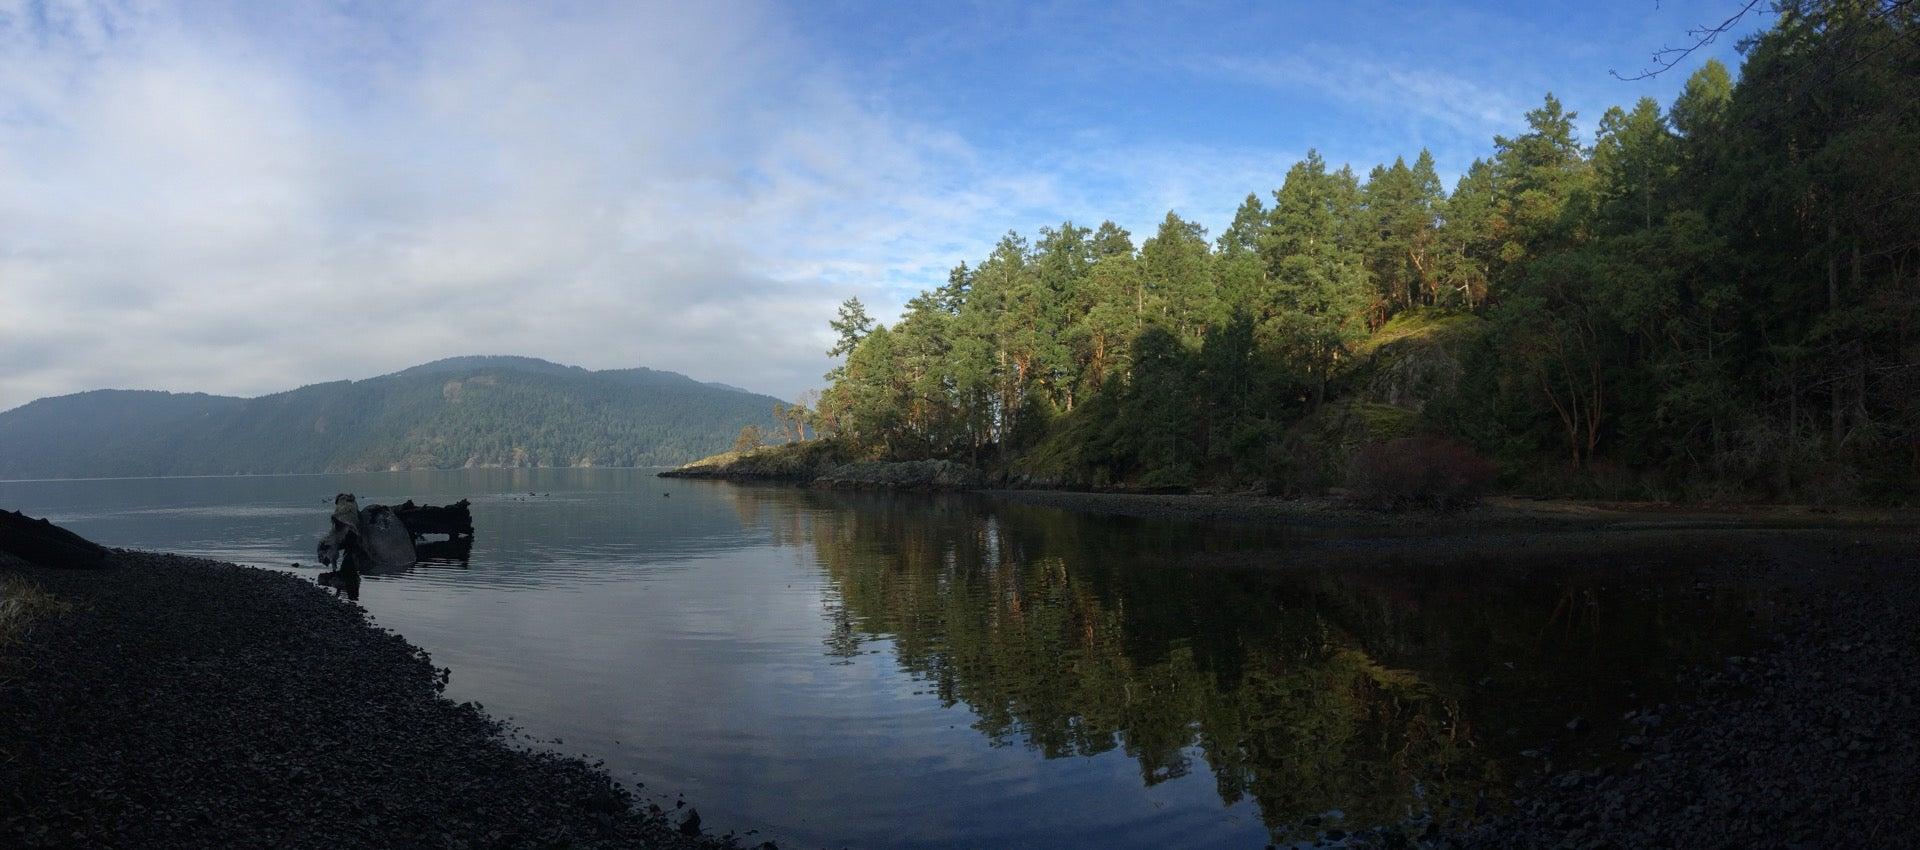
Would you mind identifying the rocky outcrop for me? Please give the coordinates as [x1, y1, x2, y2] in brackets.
[812, 460, 988, 492]
[1352, 310, 1484, 413]
[0, 510, 109, 569]
[658, 440, 852, 482]
[1273, 310, 1489, 494]
[660, 442, 992, 493]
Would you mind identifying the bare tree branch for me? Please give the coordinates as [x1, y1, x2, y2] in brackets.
[1612, 0, 1769, 81]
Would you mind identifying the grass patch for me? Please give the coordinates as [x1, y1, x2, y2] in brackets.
[1352, 308, 1485, 357]
[0, 574, 72, 653]
[1355, 403, 1419, 441]
[668, 438, 854, 480]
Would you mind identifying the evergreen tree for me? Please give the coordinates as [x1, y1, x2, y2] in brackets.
[804, 4, 1918, 499]
[1592, 98, 1677, 234]
[1263, 151, 1370, 408]
[1141, 212, 1218, 345]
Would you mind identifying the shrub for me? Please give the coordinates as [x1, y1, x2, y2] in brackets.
[1348, 436, 1497, 511]
[1717, 419, 1859, 503]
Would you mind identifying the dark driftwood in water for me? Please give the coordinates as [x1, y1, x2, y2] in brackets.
[0, 510, 109, 569]
[413, 537, 473, 562]
[315, 494, 416, 573]
[392, 500, 474, 540]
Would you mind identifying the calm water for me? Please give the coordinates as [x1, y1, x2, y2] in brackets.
[0, 469, 1764, 848]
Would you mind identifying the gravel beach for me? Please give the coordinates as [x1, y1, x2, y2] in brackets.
[0, 551, 733, 849]
[982, 488, 1919, 534]
[990, 488, 1920, 847]
[1433, 534, 1920, 850]
[1249, 531, 1920, 850]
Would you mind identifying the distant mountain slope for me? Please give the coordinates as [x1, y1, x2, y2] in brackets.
[0, 358, 784, 479]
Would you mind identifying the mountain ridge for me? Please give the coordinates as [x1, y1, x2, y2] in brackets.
[0, 357, 784, 479]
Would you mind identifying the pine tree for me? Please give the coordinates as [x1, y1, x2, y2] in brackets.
[1263, 150, 1370, 408]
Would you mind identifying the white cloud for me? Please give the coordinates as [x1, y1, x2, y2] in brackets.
[0, 0, 1040, 408]
[1, 2, 1443, 412]
[1186, 51, 1532, 174]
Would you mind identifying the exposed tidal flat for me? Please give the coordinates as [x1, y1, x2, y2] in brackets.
[1, 469, 1916, 848]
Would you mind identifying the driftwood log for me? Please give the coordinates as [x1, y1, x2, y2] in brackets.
[315, 494, 416, 573]
[392, 499, 474, 540]
[0, 510, 109, 569]
[413, 537, 473, 563]
[315, 494, 473, 581]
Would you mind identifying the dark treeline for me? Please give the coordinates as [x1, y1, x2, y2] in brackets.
[810, 2, 1918, 501]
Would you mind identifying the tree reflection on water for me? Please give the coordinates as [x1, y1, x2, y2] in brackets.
[731, 486, 1763, 838]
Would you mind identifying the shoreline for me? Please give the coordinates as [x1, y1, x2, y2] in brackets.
[5, 512, 1915, 847]
[658, 452, 1917, 533]
[0, 551, 732, 849]
[0, 465, 678, 485]
[979, 488, 1920, 533]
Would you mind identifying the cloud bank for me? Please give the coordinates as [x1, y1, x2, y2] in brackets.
[1, 0, 1027, 408]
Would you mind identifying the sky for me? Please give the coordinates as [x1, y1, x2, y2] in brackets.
[0, 0, 1769, 410]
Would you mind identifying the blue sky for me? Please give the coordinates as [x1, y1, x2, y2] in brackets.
[0, 1, 1765, 408]
[787, 1, 1762, 232]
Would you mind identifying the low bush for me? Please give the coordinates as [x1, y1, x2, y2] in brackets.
[1348, 436, 1497, 511]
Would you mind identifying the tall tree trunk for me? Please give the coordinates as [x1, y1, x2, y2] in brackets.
[1829, 217, 1844, 451]
[1789, 367, 1799, 440]
[1310, 345, 1327, 411]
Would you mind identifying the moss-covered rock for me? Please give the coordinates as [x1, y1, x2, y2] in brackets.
[657, 439, 852, 482]
[661, 443, 990, 492]
[812, 460, 988, 492]
[1350, 309, 1487, 413]
[1274, 310, 1489, 494]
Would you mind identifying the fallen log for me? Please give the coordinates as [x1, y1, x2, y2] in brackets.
[413, 536, 473, 563]
[0, 510, 109, 569]
[392, 499, 474, 540]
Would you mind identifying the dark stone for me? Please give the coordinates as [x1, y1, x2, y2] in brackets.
[0, 510, 109, 568]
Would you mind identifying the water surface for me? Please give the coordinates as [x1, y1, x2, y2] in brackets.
[0, 469, 1762, 848]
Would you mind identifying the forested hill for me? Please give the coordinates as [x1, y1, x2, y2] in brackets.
[811, 4, 1919, 503]
[0, 357, 785, 479]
